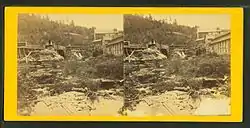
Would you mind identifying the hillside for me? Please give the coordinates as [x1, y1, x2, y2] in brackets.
[124, 14, 198, 47]
[18, 14, 94, 46]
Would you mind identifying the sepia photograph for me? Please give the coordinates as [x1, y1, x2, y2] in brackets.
[17, 14, 125, 116]
[3, 7, 242, 122]
[17, 13, 231, 117]
[121, 14, 231, 116]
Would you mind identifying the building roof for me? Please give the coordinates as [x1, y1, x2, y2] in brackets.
[102, 36, 113, 41]
[124, 44, 146, 49]
[95, 31, 123, 34]
[92, 39, 102, 43]
[66, 45, 84, 48]
[64, 32, 90, 39]
[197, 29, 230, 33]
[196, 38, 205, 41]
[166, 31, 190, 38]
[209, 31, 230, 45]
[105, 35, 124, 46]
[214, 31, 230, 39]
[95, 32, 115, 34]
[198, 30, 220, 33]
[69, 32, 82, 36]
[63, 32, 82, 36]
[95, 29, 123, 33]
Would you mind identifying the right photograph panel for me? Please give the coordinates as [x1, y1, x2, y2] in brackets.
[122, 14, 231, 116]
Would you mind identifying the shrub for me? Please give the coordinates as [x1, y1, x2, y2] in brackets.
[186, 78, 203, 90]
[92, 48, 103, 57]
[196, 55, 230, 78]
[17, 66, 38, 115]
[63, 60, 80, 75]
[82, 78, 101, 91]
[75, 64, 97, 78]
[64, 54, 123, 80]
[157, 81, 177, 91]
[96, 58, 123, 80]
[162, 54, 230, 78]
[161, 59, 182, 75]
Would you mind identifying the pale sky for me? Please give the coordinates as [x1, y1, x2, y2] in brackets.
[41, 14, 230, 32]
[42, 14, 124, 32]
[150, 14, 230, 31]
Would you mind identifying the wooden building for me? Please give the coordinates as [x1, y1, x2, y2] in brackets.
[209, 31, 230, 55]
[104, 35, 124, 56]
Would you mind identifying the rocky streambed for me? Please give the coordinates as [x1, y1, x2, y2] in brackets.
[29, 89, 230, 116]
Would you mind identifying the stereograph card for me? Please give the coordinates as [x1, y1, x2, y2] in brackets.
[4, 7, 243, 122]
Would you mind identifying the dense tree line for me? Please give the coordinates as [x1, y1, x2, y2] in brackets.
[124, 14, 198, 47]
[18, 14, 95, 46]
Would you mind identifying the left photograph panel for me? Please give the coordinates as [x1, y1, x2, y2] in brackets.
[17, 14, 124, 116]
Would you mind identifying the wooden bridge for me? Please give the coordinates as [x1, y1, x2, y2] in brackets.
[18, 44, 66, 59]
[123, 45, 147, 56]
[18, 45, 43, 59]
[123, 42, 172, 57]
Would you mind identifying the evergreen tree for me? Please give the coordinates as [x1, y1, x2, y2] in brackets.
[124, 14, 197, 47]
[18, 14, 92, 46]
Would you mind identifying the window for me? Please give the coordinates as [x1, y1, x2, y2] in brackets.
[225, 40, 228, 53]
[225, 41, 228, 53]
[224, 40, 226, 53]
[228, 40, 230, 53]
[219, 43, 221, 54]
[216, 44, 219, 53]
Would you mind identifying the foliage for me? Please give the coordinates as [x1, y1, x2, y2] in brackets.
[195, 54, 230, 78]
[225, 83, 231, 97]
[63, 60, 80, 75]
[124, 14, 198, 46]
[18, 14, 94, 46]
[153, 81, 177, 94]
[162, 54, 230, 78]
[95, 56, 123, 80]
[63, 54, 123, 80]
[17, 66, 38, 115]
